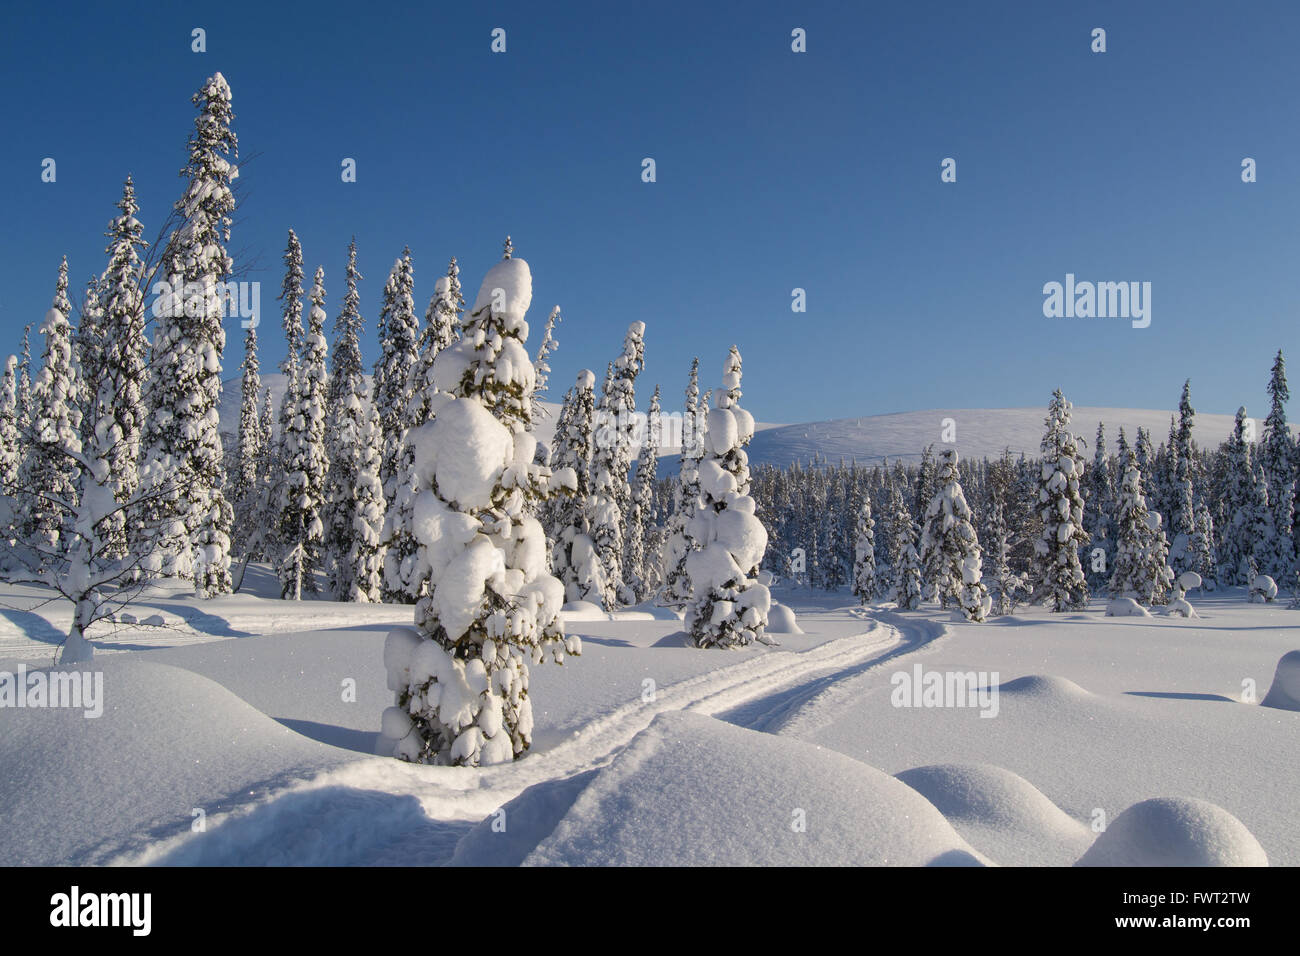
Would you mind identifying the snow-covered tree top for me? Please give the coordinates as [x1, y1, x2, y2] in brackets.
[577, 368, 595, 390]
[470, 255, 533, 334]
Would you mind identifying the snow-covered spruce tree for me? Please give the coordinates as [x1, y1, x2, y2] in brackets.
[589, 323, 645, 606]
[887, 484, 924, 611]
[1217, 408, 1255, 585]
[1246, 461, 1275, 583]
[531, 305, 560, 422]
[18, 260, 82, 561]
[381, 259, 464, 605]
[1030, 390, 1090, 611]
[1168, 381, 1198, 574]
[270, 229, 306, 561]
[232, 326, 263, 553]
[625, 384, 662, 600]
[16, 325, 33, 436]
[852, 497, 877, 604]
[86, 177, 149, 559]
[1260, 350, 1294, 578]
[279, 267, 330, 598]
[1108, 444, 1174, 605]
[344, 388, 386, 602]
[374, 249, 419, 505]
[322, 239, 372, 599]
[918, 449, 990, 621]
[548, 370, 606, 603]
[141, 73, 238, 596]
[0, 356, 22, 544]
[1083, 422, 1114, 588]
[662, 357, 703, 607]
[1191, 501, 1218, 590]
[987, 499, 1025, 615]
[378, 244, 579, 766]
[684, 346, 770, 648]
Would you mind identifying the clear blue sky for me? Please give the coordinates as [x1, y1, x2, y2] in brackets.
[2, 0, 1297, 425]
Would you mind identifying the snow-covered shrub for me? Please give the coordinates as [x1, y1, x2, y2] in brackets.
[1250, 574, 1277, 604]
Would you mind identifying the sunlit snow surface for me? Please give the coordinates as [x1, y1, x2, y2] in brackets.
[0, 571, 1293, 866]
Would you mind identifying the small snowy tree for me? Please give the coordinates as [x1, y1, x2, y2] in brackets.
[1108, 444, 1174, 606]
[548, 371, 606, 604]
[531, 305, 560, 421]
[378, 242, 579, 766]
[1030, 390, 1090, 611]
[987, 499, 1025, 615]
[685, 346, 771, 648]
[918, 450, 990, 621]
[852, 497, 877, 604]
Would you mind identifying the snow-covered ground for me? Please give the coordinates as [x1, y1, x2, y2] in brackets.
[1, 573, 1294, 866]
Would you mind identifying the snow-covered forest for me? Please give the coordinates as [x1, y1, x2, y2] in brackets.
[2, 66, 1298, 875]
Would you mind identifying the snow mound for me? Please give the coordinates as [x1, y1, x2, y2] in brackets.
[559, 601, 607, 622]
[523, 711, 986, 866]
[995, 674, 1094, 702]
[0, 660, 349, 865]
[448, 771, 598, 867]
[766, 602, 804, 634]
[1166, 597, 1198, 618]
[1076, 797, 1268, 867]
[1261, 650, 1300, 712]
[1106, 597, 1151, 617]
[896, 763, 1093, 866]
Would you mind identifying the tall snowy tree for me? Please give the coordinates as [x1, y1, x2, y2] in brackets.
[1030, 390, 1090, 611]
[588, 324, 645, 607]
[625, 384, 662, 599]
[378, 243, 579, 766]
[374, 249, 419, 507]
[322, 239, 373, 599]
[344, 389, 386, 602]
[279, 267, 330, 598]
[852, 497, 877, 604]
[685, 346, 770, 648]
[1259, 350, 1294, 578]
[18, 260, 82, 560]
[232, 326, 263, 553]
[141, 72, 238, 596]
[90, 177, 149, 559]
[1168, 381, 1198, 574]
[381, 257, 464, 604]
[918, 449, 990, 621]
[270, 229, 306, 560]
[1217, 407, 1255, 584]
[663, 357, 703, 607]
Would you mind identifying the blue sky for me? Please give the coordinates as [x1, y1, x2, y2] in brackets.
[1, 0, 1297, 426]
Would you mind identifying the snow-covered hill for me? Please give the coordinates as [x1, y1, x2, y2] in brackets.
[221, 380, 1283, 475]
[744, 406, 1287, 469]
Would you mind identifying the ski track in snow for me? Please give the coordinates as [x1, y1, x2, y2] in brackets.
[115, 612, 946, 866]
